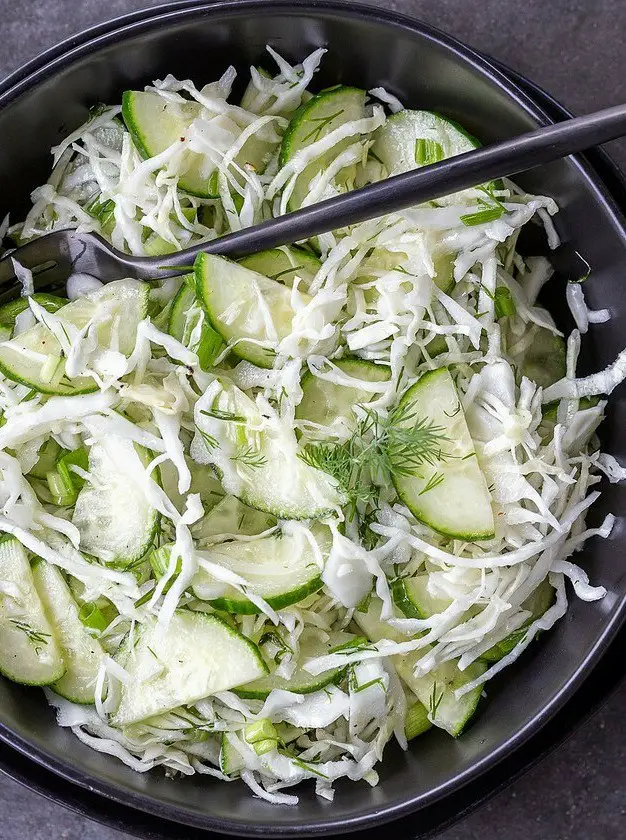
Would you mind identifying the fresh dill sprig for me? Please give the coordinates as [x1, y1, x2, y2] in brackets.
[299, 400, 448, 518]
[200, 408, 245, 423]
[418, 471, 445, 496]
[428, 681, 444, 719]
[197, 427, 218, 452]
[231, 445, 267, 469]
[10, 619, 50, 653]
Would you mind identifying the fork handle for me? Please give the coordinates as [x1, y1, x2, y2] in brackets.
[131, 102, 626, 277]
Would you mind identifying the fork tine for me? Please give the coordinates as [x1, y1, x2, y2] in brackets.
[0, 230, 72, 289]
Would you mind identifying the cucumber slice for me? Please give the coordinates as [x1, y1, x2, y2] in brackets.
[392, 368, 494, 541]
[0, 293, 67, 329]
[353, 594, 407, 644]
[279, 86, 367, 210]
[193, 378, 342, 519]
[195, 252, 311, 368]
[123, 90, 274, 198]
[168, 282, 224, 370]
[192, 525, 330, 612]
[405, 699, 432, 740]
[193, 495, 276, 543]
[0, 537, 65, 685]
[357, 248, 454, 295]
[482, 578, 555, 663]
[392, 575, 452, 620]
[296, 359, 390, 435]
[239, 246, 321, 292]
[235, 629, 351, 699]
[0, 279, 149, 395]
[158, 456, 224, 516]
[220, 732, 249, 776]
[372, 109, 490, 204]
[113, 609, 268, 725]
[72, 436, 159, 568]
[123, 90, 219, 198]
[32, 560, 104, 703]
[395, 655, 485, 737]
[353, 594, 482, 736]
[520, 326, 566, 388]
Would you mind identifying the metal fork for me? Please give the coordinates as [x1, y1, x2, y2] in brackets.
[3, 102, 626, 289]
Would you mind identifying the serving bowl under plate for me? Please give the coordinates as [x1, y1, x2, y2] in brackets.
[0, 2, 625, 836]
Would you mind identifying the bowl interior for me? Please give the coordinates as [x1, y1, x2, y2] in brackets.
[1, 3, 626, 835]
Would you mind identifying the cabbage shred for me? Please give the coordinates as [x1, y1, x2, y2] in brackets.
[1, 47, 624, 804]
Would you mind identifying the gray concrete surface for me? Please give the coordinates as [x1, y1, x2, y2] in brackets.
[0, 1, 625, 838]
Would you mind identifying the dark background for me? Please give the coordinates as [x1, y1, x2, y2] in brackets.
[0, 1, 625, 838]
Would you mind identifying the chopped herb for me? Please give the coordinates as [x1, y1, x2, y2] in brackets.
[415, 138, 444, 166]
[494, 286, 516, 318]
[231, 445, 267, 469]
[301, 109, 345, 144]
[9, 619, 50, 653]
[460, 206, 506, 227]
[300, 402, 448, 518]
[418, 471, 445, 495]
[428, 681, 444, 719]
[197, 428, 218, 451]
[200, 408, 246, 423]
[291, 756, 330, 779]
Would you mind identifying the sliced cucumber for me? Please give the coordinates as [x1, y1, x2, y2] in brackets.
[405, 699, 432, 740]
[357, 247, 454, 295]
[220, 731, 246, 776]
[235, 629, 351, 699]
[296, 358, 390, 435]
[193, 495, 276, 543]
[395, 655, 485, 737]
[0, 537, 65, 686]
[482, 578, 555, 663]
[32, 560, 104, 703]
[192, 525, 329, 612]
[372, 109, 489, 204]
[0, 279, 149, 395]
[123, 90, 274, 198]
[353, 593, 482, 736]
[195, 253, 310, 368]
[72, 436, 159, 568]
[239, 246, 321, 292]
[392, 575, 452, 620]
[353, 594, 407, 644]
[193, 378, 342, 519]
[520, 326, 566, 389]
[158, 455, 224, 516]
[113, 609, 268, 725]
[0, 293, 67, 330]
[168, 282, 224, 370]
[279, 86, 367, 210]
[123, 90, 218, 198]
[392, 368, 494, 541]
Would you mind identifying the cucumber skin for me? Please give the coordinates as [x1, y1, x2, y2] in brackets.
[391, 579, 424, 620]
[206, 573, 324, 615]
[279, 85, 366, 167]
[0, 293, 68, 326]
[122, 91, 151, 160]
[234, 664, 345, 700]
[0, 357, 99, 396]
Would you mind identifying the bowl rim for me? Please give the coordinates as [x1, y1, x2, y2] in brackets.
[1, 2, 626, 836]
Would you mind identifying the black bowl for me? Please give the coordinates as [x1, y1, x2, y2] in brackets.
[1, 2, 626, 837]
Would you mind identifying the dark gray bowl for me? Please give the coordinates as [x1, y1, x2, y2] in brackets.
[1, 2, 625, 836]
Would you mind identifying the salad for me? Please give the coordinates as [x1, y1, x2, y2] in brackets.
[0, 47, 624, 805]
